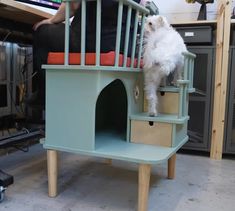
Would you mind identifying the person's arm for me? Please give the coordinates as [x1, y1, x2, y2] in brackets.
[33, 2, 80, 31]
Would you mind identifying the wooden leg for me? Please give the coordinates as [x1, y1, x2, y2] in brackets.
[168, 154, 176, 179]
[104, 159, 112, 165]
[47, 150, 58, 197]
[138, 164, 151, 211]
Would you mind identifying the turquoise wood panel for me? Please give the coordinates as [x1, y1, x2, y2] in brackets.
[158, 87, 195, 93]
[45, 70, 98, 151]
[45, 68, 143, 152]
[130, 113, 189, 124]
[43, 0, 195, 164]
[172, 123, 188, 147]
[44, 131, 188, 164]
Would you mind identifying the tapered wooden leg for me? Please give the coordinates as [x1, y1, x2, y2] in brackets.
[138, 164, 151, 211]
[168, 154, 176, 179]
[104, 159, 112, 165]
[47, 150, 58, 197]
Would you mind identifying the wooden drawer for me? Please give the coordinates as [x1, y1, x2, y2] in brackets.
[130, 120, 173, 147]
[130, 120, 188, 148]
[144, 92, 179, 115]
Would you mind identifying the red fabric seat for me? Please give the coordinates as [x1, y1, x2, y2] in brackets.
[47, 51, 143, 68]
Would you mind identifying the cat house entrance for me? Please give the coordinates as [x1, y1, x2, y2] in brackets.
[95, 79, 128, 144]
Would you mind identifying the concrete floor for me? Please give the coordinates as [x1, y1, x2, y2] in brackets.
[0, 144, 235, 211]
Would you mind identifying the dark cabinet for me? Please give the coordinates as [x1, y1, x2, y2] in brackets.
[225, 47, 235, 154]
[183, 46, 215, 151]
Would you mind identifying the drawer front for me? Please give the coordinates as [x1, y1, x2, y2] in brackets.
[144, 92, 179, 115]
[175, 26, 212, 44]
[130, 120, 173, 147]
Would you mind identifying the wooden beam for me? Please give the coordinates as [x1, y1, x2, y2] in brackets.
[138, 164, 151, 211]
[211, 0, 231, 159]
[168, 154, 176, 179]
[47, 150, 58, 197]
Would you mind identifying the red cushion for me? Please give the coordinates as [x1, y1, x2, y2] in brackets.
[47, 51, 143, 68]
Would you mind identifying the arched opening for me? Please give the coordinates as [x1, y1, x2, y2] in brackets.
[95, 79, 128, 141]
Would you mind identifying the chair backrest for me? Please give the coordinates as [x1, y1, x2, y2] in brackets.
[63, 0, 149, 70]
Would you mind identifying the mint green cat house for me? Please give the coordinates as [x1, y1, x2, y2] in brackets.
[42, 0, 195, 210]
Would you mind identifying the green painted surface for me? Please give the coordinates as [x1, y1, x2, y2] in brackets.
[44, 0, 195, 164]
[44, 131, 188, 164]
[45, 69, 143, 152]
[158, 87, 195, 93]
[130, 113, 189, 124]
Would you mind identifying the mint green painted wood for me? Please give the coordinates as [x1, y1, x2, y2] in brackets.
[183, 84, 188, 116]
[189, 58, 195, 90]
[81, 0, 86, 65]
[44, 131, 188, 164]
[178, 84, 184, 118]
[44, 1, 195, 165]
[137, 14, 145, 68]
[183, 51, 195, 90]
[45, 68, 143, 152]
[96, 0, 101, 66]
[123, 5, 132, 67]
[158, 86, 195, 93]
[115, 1, 124, 66]
[183, 56, 189, 81]
[64, 1, 70, 65]
[131, 10, 139, 68]
[62, 0, 149, 69]
[43, 49, 195, 162]
[42, 65, 142, 72]
[172, 123, 188, 147]
[130, 113, 189, 124]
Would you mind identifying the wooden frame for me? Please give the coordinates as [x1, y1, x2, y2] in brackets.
[172, 1, 233, 159]
[210, 0, 232, 159]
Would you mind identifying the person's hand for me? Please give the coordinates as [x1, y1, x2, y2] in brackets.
[33, 18, 53, 31]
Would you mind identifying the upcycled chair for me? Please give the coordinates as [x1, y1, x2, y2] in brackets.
[42, 0, 196, 210]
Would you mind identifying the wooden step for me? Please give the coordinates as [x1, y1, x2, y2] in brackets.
[44, 132, 188, 164]
[158, 86, 195, 93]
[130, 113, 189, 124]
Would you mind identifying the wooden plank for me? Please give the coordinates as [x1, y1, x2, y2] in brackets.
[158, 92, 179, 115]
[0, 0, 52, 25]
[211, 0, 231, 160]
[130, 120, 173, 147]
